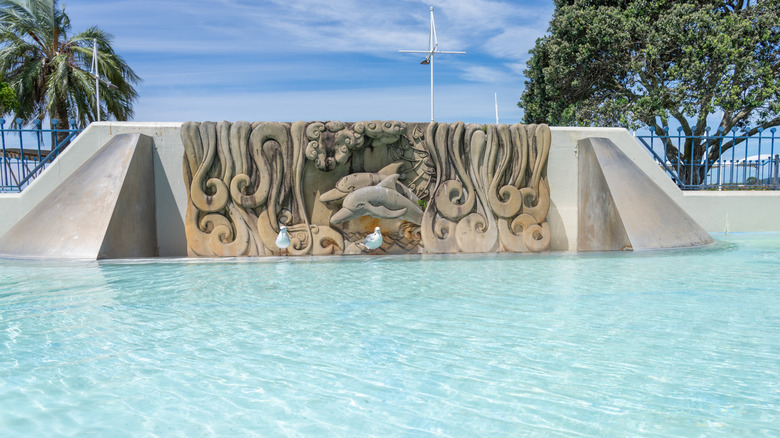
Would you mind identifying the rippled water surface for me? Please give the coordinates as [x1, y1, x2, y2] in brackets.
[1, 233, 779, 437]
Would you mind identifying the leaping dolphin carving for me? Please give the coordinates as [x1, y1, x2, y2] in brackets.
[330, 174, 424, 225]
[320, 162, 405, 204]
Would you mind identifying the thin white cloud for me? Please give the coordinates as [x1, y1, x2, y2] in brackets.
[506, 63, 528, 76]
[460, 65, 515, 84]
[430, 0, 544, 28]
[70, 0, 551, 58]
[484, 26, 549, 60]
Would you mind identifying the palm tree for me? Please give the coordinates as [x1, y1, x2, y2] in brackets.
[0, 0, 140, 129]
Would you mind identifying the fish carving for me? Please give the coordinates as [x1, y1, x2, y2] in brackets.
[330, 174, 424, 225]
[320, 162, 405, 204]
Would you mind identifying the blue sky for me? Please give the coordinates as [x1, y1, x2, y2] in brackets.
[66, 0, 554, 124]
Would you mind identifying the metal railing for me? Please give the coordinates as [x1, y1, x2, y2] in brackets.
[637, 126, 780, 190]
[0, 118, 83, 193]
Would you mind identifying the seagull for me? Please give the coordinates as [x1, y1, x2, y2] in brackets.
[275, 225, 290, 250]
[360, 226, 383, 254]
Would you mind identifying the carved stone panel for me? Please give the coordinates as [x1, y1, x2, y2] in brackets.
[181, 121, 551, 256]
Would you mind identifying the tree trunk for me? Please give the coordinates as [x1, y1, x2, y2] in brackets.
[53, 104, 70, 154]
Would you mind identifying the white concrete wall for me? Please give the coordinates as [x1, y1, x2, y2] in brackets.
[1, 122, 777, 256]
[0, 122, 187, 256]
[548, 127, 780, 250]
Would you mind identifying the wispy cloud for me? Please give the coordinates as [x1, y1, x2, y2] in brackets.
[70, 0, 550, 57]
[506, 63, 528, 76]
[484, 26, 549, 60]
[460, 65, 515, 84]
[65, 0, 551, 122]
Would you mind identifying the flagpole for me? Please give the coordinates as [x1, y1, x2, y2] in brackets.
[93, 39, 100, 122]
[495, 93, 499, 124]
[399, 6, 465, 122]
[429, 7, 434, 122]
[430, 42, 434, 122]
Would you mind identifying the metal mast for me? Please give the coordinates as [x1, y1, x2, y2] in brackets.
[399, 7, 465, 122]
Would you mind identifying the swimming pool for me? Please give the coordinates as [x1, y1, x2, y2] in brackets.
[1, 233, 778, 436]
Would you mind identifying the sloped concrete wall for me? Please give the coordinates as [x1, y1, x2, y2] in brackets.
[577, 137, 713, 250]
[547, 128, 780, 250]
[0, 134, 157, 259]
[0, 122, 186, 256]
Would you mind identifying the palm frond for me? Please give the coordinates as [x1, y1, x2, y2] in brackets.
[0, 0, 140, 124]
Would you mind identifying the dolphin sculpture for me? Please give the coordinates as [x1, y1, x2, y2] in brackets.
[320, 162, 405, 204]
[330, 174, 424, 225]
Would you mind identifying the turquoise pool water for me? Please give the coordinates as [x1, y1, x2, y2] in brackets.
[1, 234, 778, 436]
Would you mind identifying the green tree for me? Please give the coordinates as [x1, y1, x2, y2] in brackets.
[520, 0, 780, 184]
[0, 0, 140, 128]
[0, 80, 15, 112]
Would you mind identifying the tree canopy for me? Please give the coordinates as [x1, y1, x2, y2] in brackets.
[519, 0, 780, 182]
[0, 0, 140, 127]
[0, 80, 15, 113]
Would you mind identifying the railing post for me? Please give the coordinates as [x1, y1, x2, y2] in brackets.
[665, 126, 677, 184]
[660, 126, 668, 172]
[649, 126, 656, 160]
[0, 118, 6, 189]
[757, 127, 764, 187]
[704, 126, 712, 187]
[33, 119, 42, 163]
[716, 127, 724, 191]
[774, 154, 780, 190]
[50, 119, 58, 159]
[16, 118, 25, 189]
[771, 128, 777, 190]
[730, 127, 737, 186]
[742, 128, 749, 186]
[68, 118, 78, 148]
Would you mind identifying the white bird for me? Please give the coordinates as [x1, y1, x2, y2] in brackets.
[360, 226, 383, 253]
[275, 225, 290, 249]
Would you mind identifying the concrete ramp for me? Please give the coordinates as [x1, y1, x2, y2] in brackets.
[0, 133, 156, 259]
[578, 137, 713, 251]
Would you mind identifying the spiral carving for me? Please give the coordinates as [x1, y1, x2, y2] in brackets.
[187, 122, 229, 213]
[434, 180, 475, 221]
[520, 177, 551, 224]
[354, 120, 405, 146]
[205, 204, 250, 256]
[433, 122, 476, 222]
[305, 122, 366, 171]
[455, 212, 499, 253]
[487, 124, 523, 218]
[310, 225, 345, 256]
[420, 205, 458, 253]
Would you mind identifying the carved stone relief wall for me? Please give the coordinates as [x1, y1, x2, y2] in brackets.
[181, 121, 551, 256]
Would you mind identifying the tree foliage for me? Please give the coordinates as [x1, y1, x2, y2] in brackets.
[520, 0, 780, 183]
[0, 0, 140, 127]
[0, 80, 15, 112]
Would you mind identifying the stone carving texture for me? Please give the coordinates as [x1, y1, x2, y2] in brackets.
[181, 120, 551, 256]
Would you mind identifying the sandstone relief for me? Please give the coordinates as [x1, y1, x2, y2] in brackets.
[181, 120, 551, 256]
